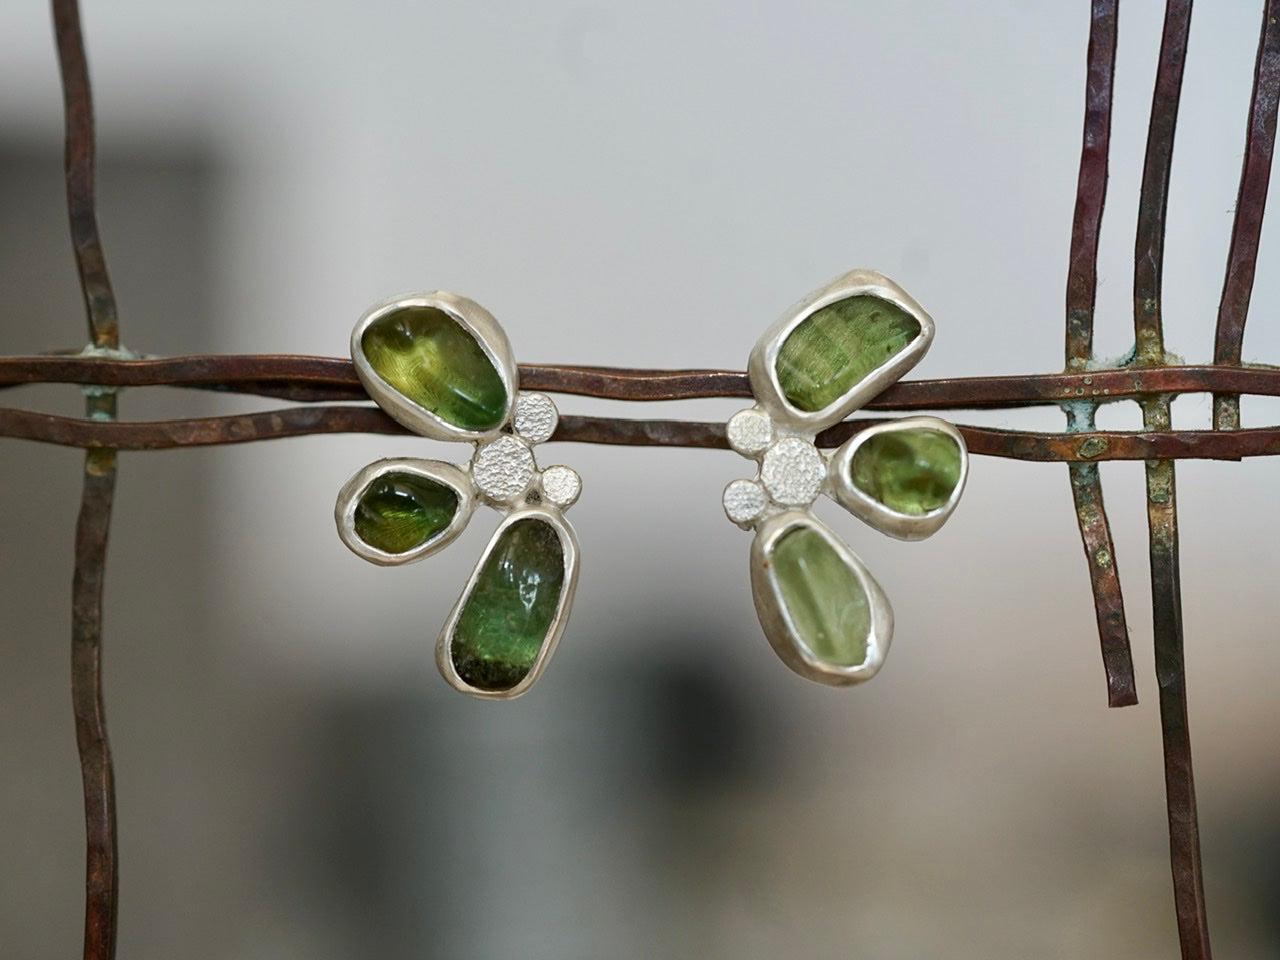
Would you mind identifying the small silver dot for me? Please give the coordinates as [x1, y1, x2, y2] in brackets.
[472, 435, 536, 502]
[726, 408, 773, 457]
[540, 465, 582, 509]
[760, 437, 825, 506]
[722, 479, 768, 526]
[514, 392, 559, 444]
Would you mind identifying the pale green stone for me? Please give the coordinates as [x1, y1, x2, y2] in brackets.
[451, 518, 566, 692]
[361, 306, 507, 431]
[776, 295, 920, 413]
[851, 428, 961, 516]
[770, 527, 869, 667]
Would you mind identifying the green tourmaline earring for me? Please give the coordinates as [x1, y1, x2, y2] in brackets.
[721, 269, 968, 686]
[335, 292, 582, 700]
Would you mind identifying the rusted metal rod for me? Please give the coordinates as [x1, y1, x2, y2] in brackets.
[5, 354, 1280, 409]
[1063, 0, 1136, 709]
[1212, 0, 1280, 430]
[51, 0, 121, 956]
[9, 403, 1280, 462]
[1134, 1, 1211, 956]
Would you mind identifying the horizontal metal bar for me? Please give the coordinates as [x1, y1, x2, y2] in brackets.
[5, 403, 1280, 461]
[3, 353, 1280, 409]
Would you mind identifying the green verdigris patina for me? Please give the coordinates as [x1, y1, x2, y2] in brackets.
[451, 517, 566, 691]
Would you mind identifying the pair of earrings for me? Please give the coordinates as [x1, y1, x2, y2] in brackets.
[335, 270, 968, 699]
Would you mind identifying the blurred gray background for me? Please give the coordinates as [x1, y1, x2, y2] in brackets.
[2, 1, 1278, 957]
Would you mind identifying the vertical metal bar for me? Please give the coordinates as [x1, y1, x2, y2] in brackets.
[1212, 0, 1280, 431]
[51, 1, 121, 957]
[1065, 0, 1137, 708]
[1133, 1, 1212, 957]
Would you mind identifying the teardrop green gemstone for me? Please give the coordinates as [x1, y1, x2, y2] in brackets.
[850, 428, 961, 515]
[361, 306, 508, 431]
[452, 518, 566, 692]
[770, 527, 869, 667]
[775, 295, 921, 413]
[354, 472, 459, 554]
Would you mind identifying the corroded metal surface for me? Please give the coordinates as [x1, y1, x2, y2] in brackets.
[9, 1, 1280, 957]
[1134, 2, 1211, 957]
[1064, 0, 1136, 709]
[1212, 0, 1280, 430]
[51, 0, 120, 957]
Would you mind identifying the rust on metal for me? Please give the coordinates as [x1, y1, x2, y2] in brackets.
[51, 0, 121, 957]
[1133, 1, 1211, 957]
[10, 354, 1280, 409]
[1064, 0, 1136, 708]
[1212, 0, 1280, 430]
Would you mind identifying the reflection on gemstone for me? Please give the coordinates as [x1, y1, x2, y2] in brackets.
[451, 518, 566, 691]
[361, 305, 508, 431]
[851, 428, 962, 516]
[775, 295, 920, 413]
[354, 472, 459, 554]
[770, 526, 870, 667]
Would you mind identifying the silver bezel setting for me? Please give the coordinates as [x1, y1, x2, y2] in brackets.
[350, 290, 518, 443]
[747, 268, 935, 433]
[340, 291, 584, 701]
[435, 505, 580, 701]
[828, 417, 969, 542]
[334, 458, 476, 566]
[749, 511, 893, 687]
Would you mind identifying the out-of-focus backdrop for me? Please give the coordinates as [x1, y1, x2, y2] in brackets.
[2, 2, 1278, 957]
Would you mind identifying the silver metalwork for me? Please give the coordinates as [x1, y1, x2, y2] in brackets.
[336, 292, 582, 700]
[828, 416, 969, 541]
[350, 291, 518, 443]
[750, 511, 893, 687]
[435, 505, 580, 701]
[724, 268, 967, 685]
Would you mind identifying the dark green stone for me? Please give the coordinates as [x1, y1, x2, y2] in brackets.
[361, 306, 507, 431]
[851, 428, 961, 515]
[451, 518, 566, 692]
[771, 527, 869, 667]
[354, 472, 459, 554]
[776, 295, 921, 413]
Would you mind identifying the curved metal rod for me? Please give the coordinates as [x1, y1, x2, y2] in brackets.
[5, 403, 1280, 462]
[4, 354, 1280, 409]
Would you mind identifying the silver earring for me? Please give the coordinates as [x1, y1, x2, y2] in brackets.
[722, 269, 968, 686]
[336, 292, 581, 700]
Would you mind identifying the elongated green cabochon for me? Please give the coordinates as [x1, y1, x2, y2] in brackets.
[361, 306, 508, 431]
[451, 518, 567, 692]
[770, 527, 870, 668]
[775, 295, 920, 413]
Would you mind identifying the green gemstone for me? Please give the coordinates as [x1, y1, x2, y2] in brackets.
[850, 428, 961, 516]
[770, 527, 869, 667]
[354, 472, 460, 554]
[452, 518, 566, 692]
[361, 306, 508, 431]
[775, 295, 921, 413]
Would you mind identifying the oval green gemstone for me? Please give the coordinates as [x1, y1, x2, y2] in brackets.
[850, 428, 961, 516]
[354, 472, 460, 554]
[361, 306, 508, 432]
[452, 518, 566, 692]
[770, 527, 869, 667]
[775, 295, 921, 413]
